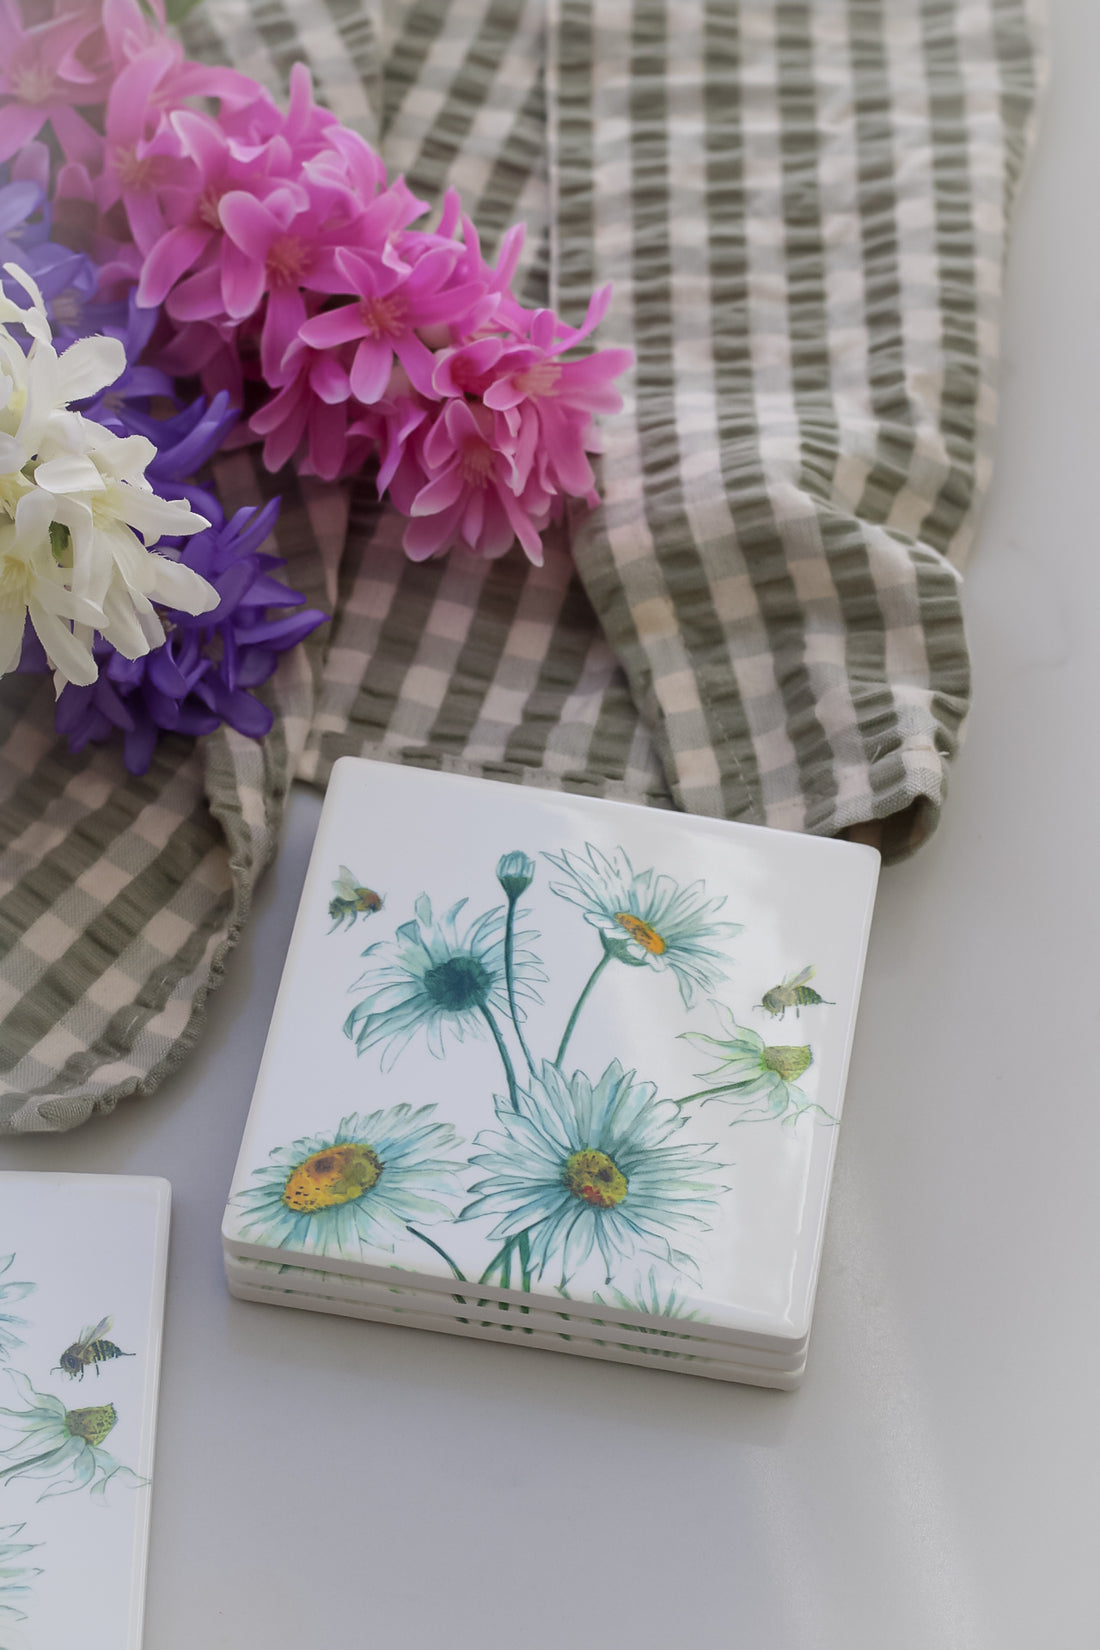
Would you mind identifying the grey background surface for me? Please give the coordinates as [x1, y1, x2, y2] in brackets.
[1, 0, 1097, 1643]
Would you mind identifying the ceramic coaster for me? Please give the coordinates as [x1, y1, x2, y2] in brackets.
[222, 1255, 802, 1371]
[226, 1277, 802, 1389]
[223, 757, 878, 1384]
[0, 1172, 170, 1650]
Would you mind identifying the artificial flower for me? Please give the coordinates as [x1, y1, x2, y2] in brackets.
[0, 260, 217, 684]
[39, 499, 326, 773]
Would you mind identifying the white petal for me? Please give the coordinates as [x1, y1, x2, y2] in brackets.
[30, 604, 98, 687]
[33, 453, 105, 494]
[57, 335, 126, 403]
[0, 608, 25, 675]
[145, 556, 218, 615]
[109, 482, 207, 543]
[0, 263, 50, 345]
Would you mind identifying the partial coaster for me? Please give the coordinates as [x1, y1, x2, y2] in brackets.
[223, 758, 878, 1386]
[0, 1172, 170, 1649]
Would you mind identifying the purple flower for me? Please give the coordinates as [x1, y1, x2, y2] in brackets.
[37, 501, 327, 774]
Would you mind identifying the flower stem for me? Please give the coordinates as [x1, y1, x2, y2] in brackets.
[479, 1238, 514, 1287]
[480, 1004, 520, 1111]
[517, 1230, 533, 1296]
[670, 1084, 745, 1106]
[555, 952, 610, 1068]
[405, 1224, 466, 1282]
[503, 896, 537, 1078]
[0, 1448, 60, 1482]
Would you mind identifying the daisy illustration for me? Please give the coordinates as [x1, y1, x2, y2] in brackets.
[679, 1003, 831, 1126]
[460, 1060, 725, 1287]
[593, 1267, 706, 1336]
[344, 894, 544, 1078]
[0, 1522, 41, 1624]
[0, 1256, 33, 1362]
[232, 1105, 465, 1262]
[0, 1374, 145, 1502]
[543, 844, 742, 1061]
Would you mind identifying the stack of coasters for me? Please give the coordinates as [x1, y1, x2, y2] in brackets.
[0, 1173, 170, 1647]
[223, 759, 878, 1389]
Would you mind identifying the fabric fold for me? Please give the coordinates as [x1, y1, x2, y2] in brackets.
[0, 0, 1045, 1129]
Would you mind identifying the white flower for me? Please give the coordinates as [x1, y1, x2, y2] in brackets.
[0, 261, 218, 688]
[460, 1060, 725, 1286]
[543, 842, 743, 1006]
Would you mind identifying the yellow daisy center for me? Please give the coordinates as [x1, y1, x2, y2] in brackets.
[65, 1403, 117, 1446]
[282, 1144, 383, 1214]
[564, 1148, 628, 1210]
[614, 912, 666, 955]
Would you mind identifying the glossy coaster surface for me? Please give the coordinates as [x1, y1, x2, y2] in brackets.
[224, 758, 878, 1374]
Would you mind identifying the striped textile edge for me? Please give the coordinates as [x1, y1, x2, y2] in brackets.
[549, 0, 1046, 860]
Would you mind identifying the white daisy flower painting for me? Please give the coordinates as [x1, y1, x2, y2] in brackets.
[544, 842, 742, 1007]
[679, 1002, 834, 1127]
[233, 1105, 466, 1266]
[460, 1061, 725, 1288]
[0, 1374, 145, 1503]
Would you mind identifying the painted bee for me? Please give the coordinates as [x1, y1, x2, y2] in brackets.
[758, 966, 833, 1021]
[55, 1317, 134, 1381]
[328, 866, 383, 932]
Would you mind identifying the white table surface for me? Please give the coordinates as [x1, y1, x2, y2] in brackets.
[2, 2, 1098, 1644]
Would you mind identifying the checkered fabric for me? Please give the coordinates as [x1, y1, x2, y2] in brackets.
[0, 0, 1044, 1129]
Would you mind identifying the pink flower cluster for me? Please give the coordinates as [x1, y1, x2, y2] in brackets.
[0, 0, 630, 563]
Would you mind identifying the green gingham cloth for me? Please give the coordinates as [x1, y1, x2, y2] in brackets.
[0, 0, 1043, 1130]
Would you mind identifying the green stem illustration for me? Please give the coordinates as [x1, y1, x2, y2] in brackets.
[517, 1230, 533, 1295]
[503, 896, 537, 1078]
[555, 952, 611, 1067]
[479, 1237, 514, 1287]
[480, 1004, 520, 1111]
[0, 1449, 58, 1482]
[670, 1084, 745, 1107]
[405, 1225, 466, 1282]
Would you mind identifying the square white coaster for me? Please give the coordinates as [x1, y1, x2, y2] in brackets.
[224, 758, 878, 1375]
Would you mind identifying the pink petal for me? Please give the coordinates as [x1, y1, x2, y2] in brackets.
[410, 467, 463, 517]
[393, 331, 439, 399]
[309, 352, 350, 403]
[403, 501, 463, 561]
[122, 186, 166, 254]
[220, 237, 264, 319]
[219, 190, 281, 256]
[137, 224, 212, 307]
[170, 107, 227, 175]
[0, 102, 46, 164]
[165, 264, 225, 323]
[261, 286, 306, 383]
[307, 397, 347, 480]
[349, 336, 394, 405]
[298, 304, 365, 349]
